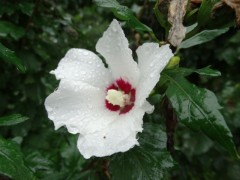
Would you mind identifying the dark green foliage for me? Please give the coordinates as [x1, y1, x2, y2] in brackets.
[0, 114, 29, 126]
[94, 0, 159, 41]
[0, 43, 26, 72]
[197, 0, 220, 27]
[0, 137, 35, 180]
[165, 75, 238, 158]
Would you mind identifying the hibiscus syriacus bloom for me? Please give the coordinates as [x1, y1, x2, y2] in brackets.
[45, 19, 173, 159]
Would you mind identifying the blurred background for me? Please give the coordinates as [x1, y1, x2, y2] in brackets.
[0, 0, 239, 179]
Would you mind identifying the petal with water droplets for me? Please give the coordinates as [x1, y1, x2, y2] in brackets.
[136, 43, 173, 106]
[96, 19, 140, 87]
[45, 80, 118, 134]
[51, 48, 112, 89]
[77, 108, 145, 159]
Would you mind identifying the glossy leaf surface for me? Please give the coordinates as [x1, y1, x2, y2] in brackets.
[163, 66, 221, 78]
[110, 123, 174, 180]
[0, 114, 29, 126]
[165, 75, 239, 158]
[194, 66, 221, 77]
[94, 0, 152, 33]
[179, 28, 229, 49]
[0, 43, 26, 72]
[0, 137, 35, 180]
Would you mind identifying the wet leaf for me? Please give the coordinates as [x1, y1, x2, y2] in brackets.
[186, 23, 198, 34]
[110, 123, 175, 180]
[0, 114, 29, 126]
[163, 66, 221, 78]
[94, 0, 156, 38]
[179, 28, 229, 49]
[164, 75, 239, 158]
[194, 66, 221, 76]
[0, 137, 35, 180]
[25, 151, 54, 178]
[0, 43, 26, 72]
[0, 20, 25, 40]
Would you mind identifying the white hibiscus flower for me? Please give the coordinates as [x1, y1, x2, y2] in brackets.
[45, 19, 173, 159]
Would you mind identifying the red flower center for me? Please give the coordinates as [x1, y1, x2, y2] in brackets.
[105, 78, 136, 114]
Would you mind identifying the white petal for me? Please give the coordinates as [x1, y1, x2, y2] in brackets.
[45, 80, 118, 135]
[77, 108, 145, 159]
[96, 19, 140, 87]
[142, 101, 154, 114]
[136, 43, 173, 106]
[51, 48, 112, 88]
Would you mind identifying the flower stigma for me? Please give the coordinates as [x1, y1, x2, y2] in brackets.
[106, 89, 130, 108]
[105, 78, 136, 114]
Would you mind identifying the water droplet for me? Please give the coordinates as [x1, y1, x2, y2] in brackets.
[83, 51, 89, 56]
[74, 73, 79, 77]
[150, 73, 154, 78]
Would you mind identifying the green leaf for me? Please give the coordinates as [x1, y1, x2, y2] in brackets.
[0, 114, 29, 126]
[163, 68, 194, 78]
[18, 2, 34, 16]
[94, 0, 158, 41]
[179, 28, 229, 49]
[163, 66, 221, 79]
[164, 74, 239, 158]
[0, 2, 17, 15]
[94, 0, 151, 32]
[0, 43, 26, 72]
[0, 137, 35, 180]
[94, 0, 120, 8]
[0, 20, 25, 40]
[153, 1, 170, 34]
[194, 66, 221, 77]
[110, 123, 174, 180]
[197, 0, 219, 27]
[186, 23, 198, 34]
[60, 135, 86, 168]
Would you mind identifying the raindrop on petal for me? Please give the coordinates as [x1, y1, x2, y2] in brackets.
[83, 51, 89, 56]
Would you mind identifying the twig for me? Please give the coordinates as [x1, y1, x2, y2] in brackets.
[163, 97, 178, 154]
